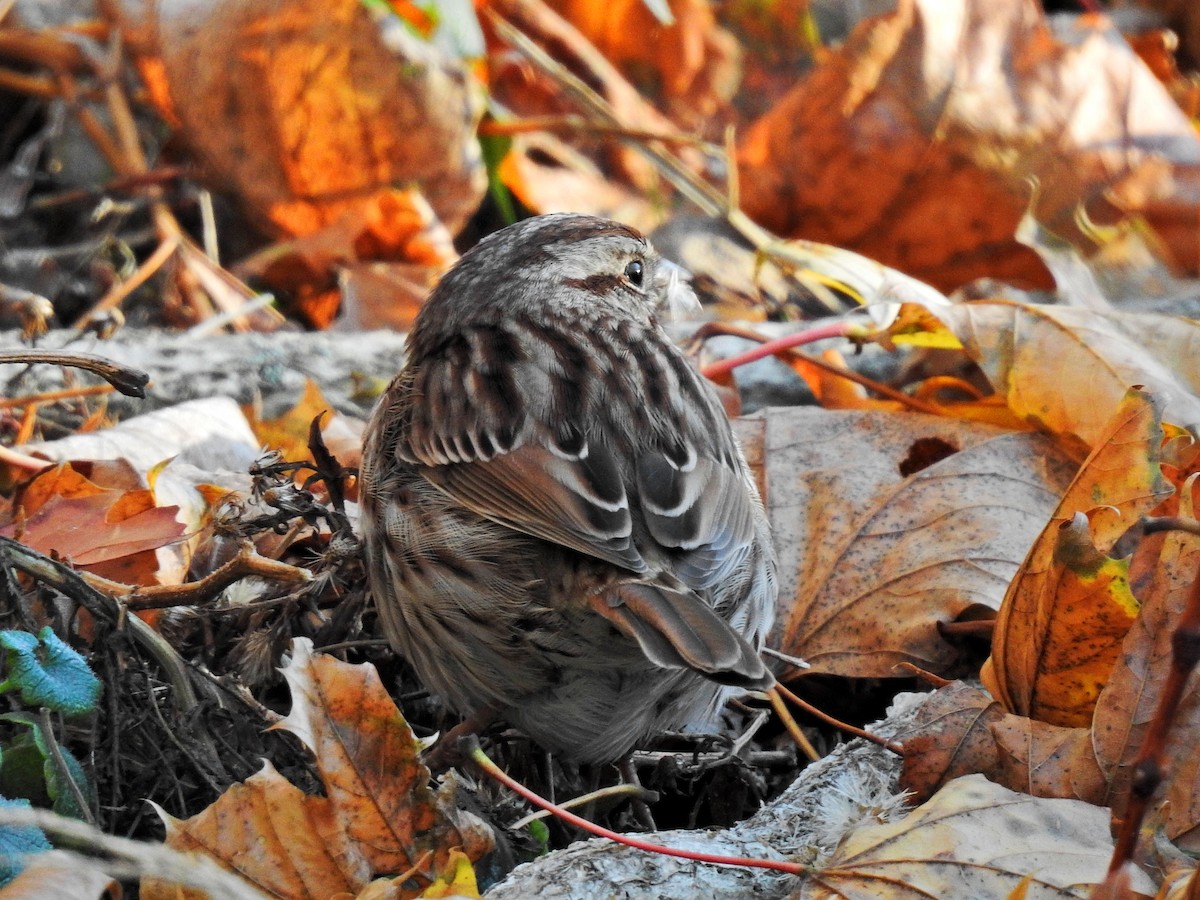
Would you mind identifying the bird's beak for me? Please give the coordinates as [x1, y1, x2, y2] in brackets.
[656, 259, 702, 321]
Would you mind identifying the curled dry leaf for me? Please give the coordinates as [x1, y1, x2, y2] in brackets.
[737, 0, 1200, 292]
[735, 407, 1076, 678]
[1094, 477, 1200, 851]
[909, 299, 1200, 456]
[106, 0, 487, 239]
[244, 378, 363, 469]
[898, 681, 1006, 799]
[983, 388, 1173, 725]
[144, 639, 492, 899]
[498, 131, 662, 232]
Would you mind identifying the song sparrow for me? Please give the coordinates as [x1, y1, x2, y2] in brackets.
[360, 213, 776, 763]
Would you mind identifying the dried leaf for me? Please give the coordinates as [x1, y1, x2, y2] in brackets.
[987, 712, 1106, 803]
[1, 463, 184, 583]
[983, 388, 1172, 724]
[557, 0, 740, 127]
[936, 300, 1200, 454]
[273, 640, 493, 878]
[246, 379, 363, 467]
[109, 0, 486, 239]
[898, 681, 1005, 801]
[801, 775, 1153, 898]
[737, 0, 1200, 291]
[144, 639, 492, 898]
[1094, 476, 1200, 848]
[736, 408, 1076, 677]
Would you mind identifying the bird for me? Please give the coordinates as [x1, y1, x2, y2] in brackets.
[359, 212, 777, 764]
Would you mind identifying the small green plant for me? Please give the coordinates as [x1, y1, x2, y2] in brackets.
[0, 626, 101, 884]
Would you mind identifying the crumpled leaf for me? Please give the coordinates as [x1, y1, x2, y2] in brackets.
[245, 378, 362, 467]
[987, 514, 1140, 728]
[143, 639, 492, 899]
[0, 462, 185, 586]
[898, 681, 1108, 804]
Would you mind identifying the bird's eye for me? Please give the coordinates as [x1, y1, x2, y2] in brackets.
[624, 259, 644, 287]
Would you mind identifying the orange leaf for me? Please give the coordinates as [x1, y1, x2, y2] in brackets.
[246, 380, 338, 464]
[143, 640, 492, 898]
[983, 388, 1172, 723]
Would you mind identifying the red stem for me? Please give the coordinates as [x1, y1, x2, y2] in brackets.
[700, 321, 853, 378]
[467, 741, 804, 875]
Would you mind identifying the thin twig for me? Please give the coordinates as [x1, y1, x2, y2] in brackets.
[480, 115, 719, 150]
[691, 321, 944, 415]
[766, 686, 820, 763]
[0, 444, 50, 472]
[112, 545, 312, 611]
[468, 738, 805, 874]
[776, 683, 904, 754]
[38, 708, 97, 827]
[0, 382, 118, 410]
[0, 349, 148, 398]
[509, 781, 659, 830]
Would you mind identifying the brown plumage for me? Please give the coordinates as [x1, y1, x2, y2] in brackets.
[360, 213, 776, 763]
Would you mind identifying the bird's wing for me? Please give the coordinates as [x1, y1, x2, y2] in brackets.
[397, 323, 764, 591]
[589, 580, 772, 689]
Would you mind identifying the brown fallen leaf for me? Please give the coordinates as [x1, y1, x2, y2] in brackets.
[1002, 514, 1140, 728]
[496, 131, 663, 232]
[142, 639, 492, 899]
[735, 407, 1076, 678]
[557, 0, 741, 130]
[898, 680, 1006, 801]
[983, 388, 1173, 724]
[987, 709, 1107, 803]
[1094, 475, 1200, 851]
[898, 680, 1108, 804]
[933, 300, 1200, 455]
[1, 461, 185, 585]
[737, 0, 1200, 292]
[799, 775, 1154, 897]
[107, 0, 486, 240]
[245, 378, 364, 468]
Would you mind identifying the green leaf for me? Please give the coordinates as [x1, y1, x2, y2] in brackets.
[0, 796, 52, 886]
[0, 734, 49, 807]
[0, 627, 101, 714]
[0, 716, 95, 819]
[479, 133, 517, 226]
